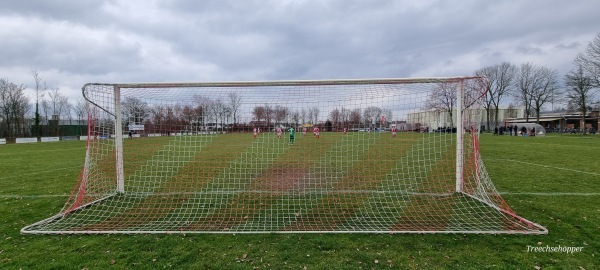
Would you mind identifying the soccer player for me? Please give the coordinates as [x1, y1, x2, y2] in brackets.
[391, 126, 397, 137]
[343, 127, 347, 135]
[313, 126, 320, 139]
[288, 127, 295, 144]
[253, 127, 258, 139]
[276, 127, 282, 139]
[302, 127, 307, 137]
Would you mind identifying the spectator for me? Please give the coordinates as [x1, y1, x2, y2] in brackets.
[521, 126, 527, 137]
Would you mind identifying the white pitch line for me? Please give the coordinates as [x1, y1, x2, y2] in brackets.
[499, 192, 600, 196]
[0, 194, 70, 198]
[494, 159, 600, 176]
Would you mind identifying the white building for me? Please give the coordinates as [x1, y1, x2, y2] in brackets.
[406, 107, 525, 131]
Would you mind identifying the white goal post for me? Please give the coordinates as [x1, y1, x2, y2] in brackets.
[22, 77, 547, 234]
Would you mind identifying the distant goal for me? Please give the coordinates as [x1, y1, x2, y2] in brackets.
[22, 77, 547, 234]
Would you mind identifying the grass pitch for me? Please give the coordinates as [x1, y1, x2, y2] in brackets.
[21, 132, 536, 234]
[1, 134, 598, 269]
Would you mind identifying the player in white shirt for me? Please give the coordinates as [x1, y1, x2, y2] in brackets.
[313, 126, 320, 139]
[253, 127, 258, 139]
[276, 127, 282, 139]
[343, 127, 347, 135]
[302, 127, 307, 137]
[391, 126, 397, 137]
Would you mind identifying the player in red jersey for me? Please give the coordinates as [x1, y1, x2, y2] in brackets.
[302, 127, 307, 137]
[343, 127, 347, 135]
[391, 126, 397, 137]
[253, 127, 258, 139]
[276, 127, 282, 139]
[313, 126, 320, 139]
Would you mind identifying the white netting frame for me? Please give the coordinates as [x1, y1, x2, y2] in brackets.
[22, 77, 547, 234]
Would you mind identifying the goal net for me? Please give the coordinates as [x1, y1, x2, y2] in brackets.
[22, 77, 547, 234]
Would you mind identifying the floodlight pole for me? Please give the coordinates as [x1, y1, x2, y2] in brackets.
[455, 81, 464, 193]
[114, 86, 125, 193]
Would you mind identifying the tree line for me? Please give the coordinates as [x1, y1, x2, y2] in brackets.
[119, 95, 394, 133]
[120, 92, 242, 134]
[426, 33, 600, 132]
[1, 71, 88, 138]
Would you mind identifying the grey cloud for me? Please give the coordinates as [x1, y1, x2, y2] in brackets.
[555, 42, 581, 50]
[0, 0, 109, 26]
[515, 46, 545, 55]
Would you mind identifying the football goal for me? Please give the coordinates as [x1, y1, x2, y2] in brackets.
[22, 77, 547, 234]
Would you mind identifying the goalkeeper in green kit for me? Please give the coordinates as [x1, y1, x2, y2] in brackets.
[288, 127, 295, 145]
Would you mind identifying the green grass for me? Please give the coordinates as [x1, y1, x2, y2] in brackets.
[1, 134, 599, 269]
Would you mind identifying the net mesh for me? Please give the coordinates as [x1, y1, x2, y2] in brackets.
[22, 77, 547, 234]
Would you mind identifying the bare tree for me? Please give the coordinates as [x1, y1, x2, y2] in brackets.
[530, 66, 561, 124]
[274, 105, 289, 125]
[193, 95, 212, 127]
[575, 33, 600, 87]
[31, 70, 47, 137]
[264, 104, 274, 128]
[426, 81, 458, 127]
[209, 99, 227, 129]
[340, 107, 350, 126]
[329, 108, 341, 129]
[181, 105, 197, 132]
[514, 63, 561, 123]
[150, 104, 166, 133]
[381, 108, 393, 127]
[350, 108, 361, 126]
[0, 79, 30, 137]
[475, 62, 516, 130]
[252, 105, 266, 123]
[308, 106, 319, 125]
[300, 108, 307, 124]
[290, 110, 300, 127]
[165, 105, 177, 132]
[47, 88, 69, 135]
[72, 97, 89, 126]
[565, 64, 596, 133]
[121, 96, 149, 126]
[47, 88, 69, 117]
[227, 92, 242, 126]
[41, 98, 49, 126]
[363, 106, 382, 127]
[65, 101, 74, 125]
[223, 104, 232, 127]
[514, 63, 537, 123]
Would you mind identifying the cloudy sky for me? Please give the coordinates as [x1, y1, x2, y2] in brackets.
[1, 0, 599, 101]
